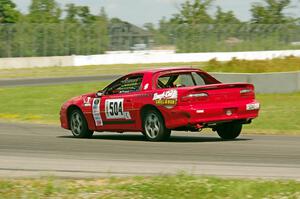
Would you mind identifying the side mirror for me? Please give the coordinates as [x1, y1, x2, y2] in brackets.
[96, 91, 104, 97]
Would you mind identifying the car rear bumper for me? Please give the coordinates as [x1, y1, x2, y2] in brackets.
[163, 100, 260, 129]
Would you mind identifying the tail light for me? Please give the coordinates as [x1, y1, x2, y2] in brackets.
[240, 85, 254, 97]
[181, 92, 209, 102]
[240, 89, 252, 94]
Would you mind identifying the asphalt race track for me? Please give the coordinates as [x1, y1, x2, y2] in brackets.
[0, 122, 299, 180]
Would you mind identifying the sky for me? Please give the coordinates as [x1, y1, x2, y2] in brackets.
[13, 0, 300, 26]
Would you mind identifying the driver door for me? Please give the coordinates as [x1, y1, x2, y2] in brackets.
[96, 74, 143, 131]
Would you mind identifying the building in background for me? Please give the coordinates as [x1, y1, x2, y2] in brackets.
[109, 18, 152, 51]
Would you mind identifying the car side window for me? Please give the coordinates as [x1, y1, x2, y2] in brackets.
[157, 73, 195, 88]
[105, 75, 143, 95]
[192, 72, 206, 86]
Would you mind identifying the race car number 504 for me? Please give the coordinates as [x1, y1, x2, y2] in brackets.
[60, 67, 260, 141]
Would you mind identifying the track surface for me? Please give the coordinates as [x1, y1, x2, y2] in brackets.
[0, 75, 120, 87]
[0, 122, 299, 179]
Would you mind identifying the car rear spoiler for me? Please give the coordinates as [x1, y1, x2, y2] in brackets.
[190, 83, 253, 91]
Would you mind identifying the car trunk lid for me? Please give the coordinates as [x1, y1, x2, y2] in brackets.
[179, 83, 255, 104]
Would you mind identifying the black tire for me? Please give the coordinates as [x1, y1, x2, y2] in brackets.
[70, 109, 94, 138]
[216, 123, 242, 140]
[142, 109, 171, 141]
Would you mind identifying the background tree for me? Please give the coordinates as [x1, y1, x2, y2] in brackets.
[77, 6, 96, 24]
[1, 0, 300, 57]
[156, 17, 176, 45]
[250, 0, 293, 24]
[64, 4, 109, 55]
[0, 0, 21, 58]
[28, 0, 61, 23]
[65, 4, 96, 24]
[65, 3, 78, 23]
[172, 0, 214, 25]
[214, 6, 240, 24]
[0, 0, 20, 23]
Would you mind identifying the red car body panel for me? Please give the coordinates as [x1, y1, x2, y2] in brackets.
[60, 68, 260, 132]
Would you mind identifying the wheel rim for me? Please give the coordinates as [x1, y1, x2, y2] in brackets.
[71, 112, 83, 136]
[145, 113, 160, 139]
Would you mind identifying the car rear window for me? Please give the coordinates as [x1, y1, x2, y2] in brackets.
[192, 72, 206, 85]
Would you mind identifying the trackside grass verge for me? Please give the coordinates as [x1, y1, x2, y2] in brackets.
[0, 175, 299, 199]
[1, 56, 300, 79]
[0, 82, 108, 123]
[244, 92, 300, 134]
[0, 82, 300, 135]
[205, 56, 300, 73]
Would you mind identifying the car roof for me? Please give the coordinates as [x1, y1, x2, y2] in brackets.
[128, 67, 202, 75]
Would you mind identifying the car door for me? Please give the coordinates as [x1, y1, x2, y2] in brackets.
[97, 74, 144, 131]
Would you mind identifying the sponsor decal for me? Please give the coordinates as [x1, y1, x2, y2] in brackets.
[153, 89, 178, 106]
[83, 97, 91, 107]
[92, 98, 103, 126]
[105, 99, 131, 120]
[144, 83, 149, 90]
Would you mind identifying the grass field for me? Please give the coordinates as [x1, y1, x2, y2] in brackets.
[0, 174, 299, 199]
[0, 82, 299, 135]
[0, 82, 107, 123]
[205, 56, 300, 73]
[1, 56, 300, 79]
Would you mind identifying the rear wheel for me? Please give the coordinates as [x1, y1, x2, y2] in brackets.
[70, 109, 93, 138]
[216, 123, 242, 140]
[143, 110, 171, 141]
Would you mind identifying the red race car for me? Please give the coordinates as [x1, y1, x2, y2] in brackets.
[60, 67, 260, 141]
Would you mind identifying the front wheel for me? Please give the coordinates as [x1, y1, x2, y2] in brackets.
[216, 123, 242, 140]
[143, 110, 171, 141]
[70, 109, 94, 138]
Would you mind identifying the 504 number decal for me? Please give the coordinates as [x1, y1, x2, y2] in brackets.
[105, 99, 131, 120]
[107, 99, 123, 118]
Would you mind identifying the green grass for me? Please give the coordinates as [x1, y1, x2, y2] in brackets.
[0, 82, 108, 124]
[0, 175, 299, 199]
[1, 56, 300, 79]
[205, 56, 300, 73]
[245, 92, 300, 134]
[0, 82, 300, 134]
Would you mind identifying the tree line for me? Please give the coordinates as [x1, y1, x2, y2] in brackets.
[0, 0, 300, 57]
[0, 0, 109, 57]
[145, 0, 300, 52]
